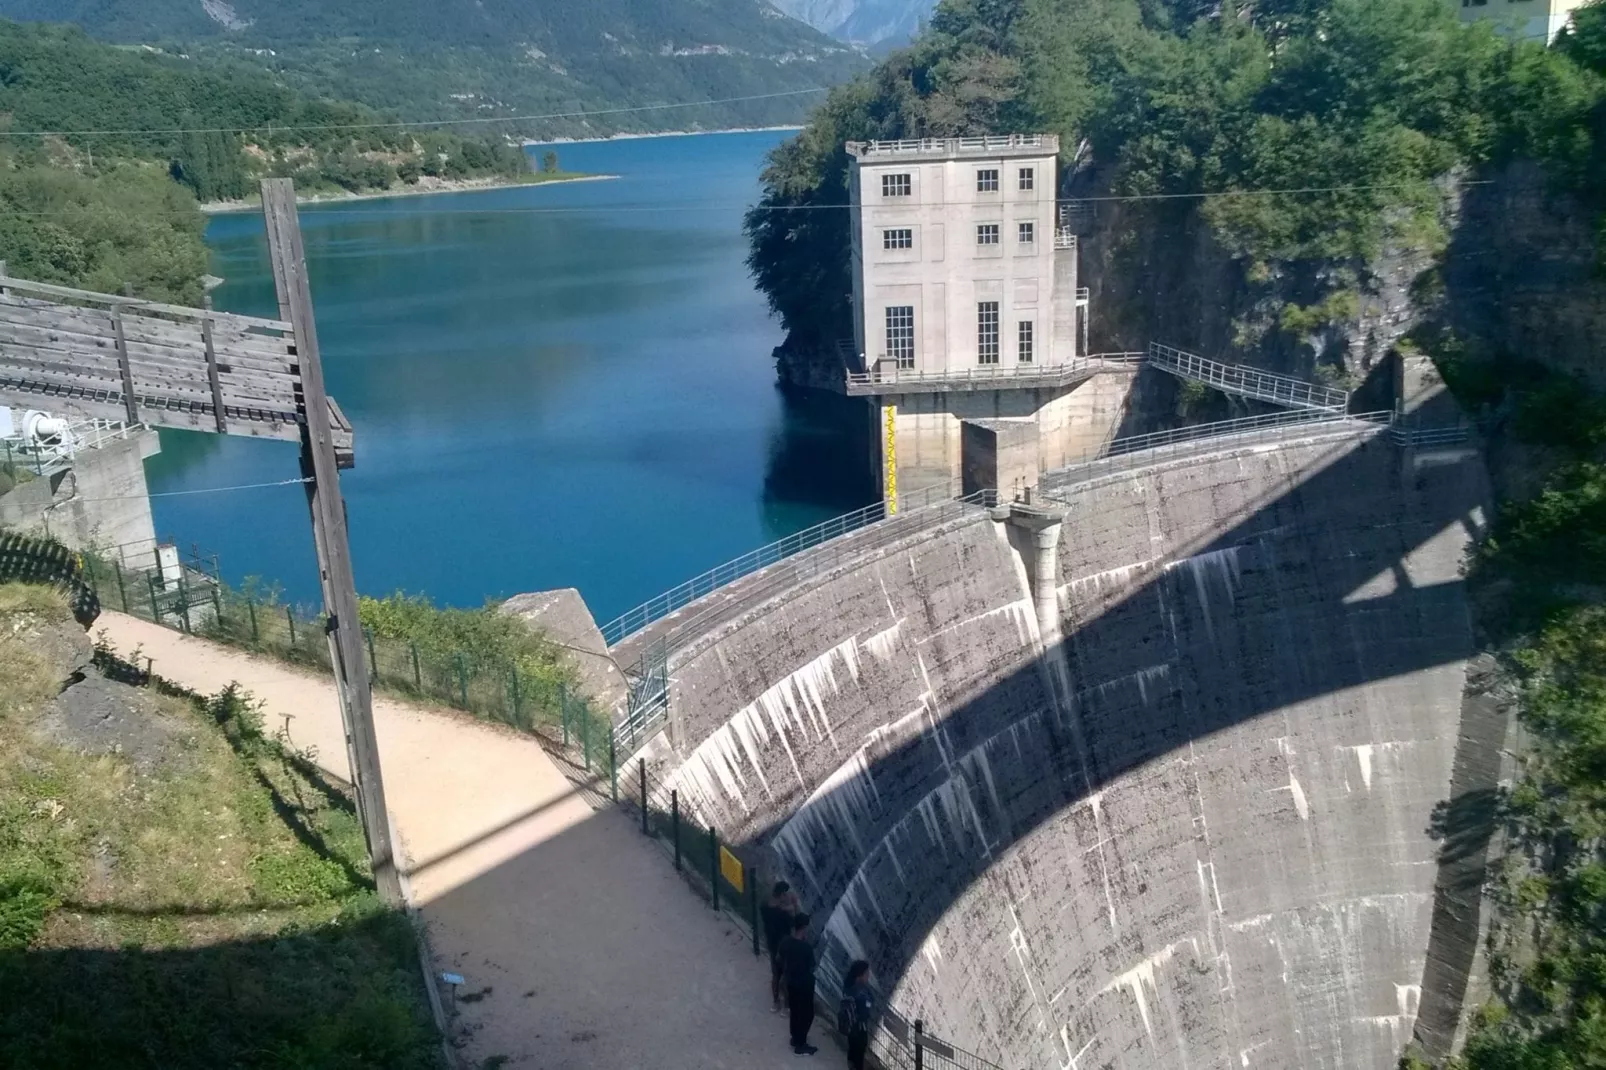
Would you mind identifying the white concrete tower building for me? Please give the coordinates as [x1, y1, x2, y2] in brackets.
[842, 135, 1138, 503]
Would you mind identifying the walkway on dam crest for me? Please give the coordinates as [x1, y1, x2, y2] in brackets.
[95, 611, 823, 1070]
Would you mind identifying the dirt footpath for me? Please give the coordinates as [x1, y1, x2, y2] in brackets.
[95, 612, 828, 1069]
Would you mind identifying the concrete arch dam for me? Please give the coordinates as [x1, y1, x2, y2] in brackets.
[627, 424, 1491, 1069]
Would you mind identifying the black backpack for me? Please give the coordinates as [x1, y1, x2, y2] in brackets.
[837, 992, 858, 1035]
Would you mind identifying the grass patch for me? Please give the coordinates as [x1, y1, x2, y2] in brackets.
[0, 602, 442, 1069]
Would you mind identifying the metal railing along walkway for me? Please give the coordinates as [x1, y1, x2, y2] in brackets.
[2, 417, 142, 480]
[608, 485, 1000, 755]
[843, 352, 1143, 397]
[1148, 341, 1349, 413]
[1038, 409, 1391, 496]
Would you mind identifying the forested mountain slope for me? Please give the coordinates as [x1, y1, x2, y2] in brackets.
[0, 19, 531, 304]
[0, 0, 869, 134]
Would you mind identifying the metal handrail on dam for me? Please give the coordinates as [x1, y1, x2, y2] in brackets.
[600, 481, 990, 648]
[1038, 409, 1392, 495]
[610, 487, 1001, 751]
[606, 405, 1468, 756]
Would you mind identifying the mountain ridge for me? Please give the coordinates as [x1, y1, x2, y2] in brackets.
[769, 0, 935, 49]
[0, 0, 870, 135]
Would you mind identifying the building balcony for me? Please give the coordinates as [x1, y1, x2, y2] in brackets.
[846, 134, 1059, 162]
[841, 352, 1143, 397]
[1055, 228, 1076, 250]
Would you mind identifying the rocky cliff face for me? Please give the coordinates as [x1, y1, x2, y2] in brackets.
[1444, 161, 1606, 392]
[1075, 163, 1606, 392]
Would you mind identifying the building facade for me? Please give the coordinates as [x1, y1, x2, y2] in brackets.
[841, 136, 1139, 503]
[1455, 0, 1584, 42]
[847, 135, 1075, 377]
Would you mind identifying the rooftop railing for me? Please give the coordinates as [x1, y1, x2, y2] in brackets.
[1054, 227, 1076, 249]
[851, 134, 1052, 157]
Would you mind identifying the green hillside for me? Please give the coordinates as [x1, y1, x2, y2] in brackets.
[0, 0, 869, 135]
[0, 19, 541, 305]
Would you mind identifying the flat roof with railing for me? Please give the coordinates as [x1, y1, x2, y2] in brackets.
[847, 134, 1059, 162]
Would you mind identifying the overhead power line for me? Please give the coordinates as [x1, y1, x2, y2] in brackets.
[61, 476, 313, 503]
[0, 88, 831, 139]
[0, 178, 1484, 220]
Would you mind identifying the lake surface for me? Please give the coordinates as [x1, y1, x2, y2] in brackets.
[148, 131, 869, 622]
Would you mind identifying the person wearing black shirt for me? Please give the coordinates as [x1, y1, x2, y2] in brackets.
[760, 881, 799, 1011]
[778, 912, 817, 1055]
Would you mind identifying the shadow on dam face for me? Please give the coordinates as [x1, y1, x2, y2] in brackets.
[619, 430, 1498, 1070]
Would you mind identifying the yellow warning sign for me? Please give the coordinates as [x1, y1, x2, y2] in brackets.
[720, 846, 744, 893]
[882, 403, 898, 514]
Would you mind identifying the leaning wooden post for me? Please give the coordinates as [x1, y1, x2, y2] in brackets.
[260, 178, 402, 906]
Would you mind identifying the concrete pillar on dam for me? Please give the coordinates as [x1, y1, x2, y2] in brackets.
[635, 425, 1493, 1070]
[884, 371, 1141, 499]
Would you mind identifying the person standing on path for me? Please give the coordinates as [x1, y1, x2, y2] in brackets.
[839, 960, 874, 1070]
[779, 912, 817, 1055]
[761, 881, 800, 1011]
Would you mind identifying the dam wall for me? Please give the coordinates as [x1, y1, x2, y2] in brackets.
[644, 427, 1489, 1069]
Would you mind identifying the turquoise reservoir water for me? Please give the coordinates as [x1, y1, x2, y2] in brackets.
[148, 131, 869, 621]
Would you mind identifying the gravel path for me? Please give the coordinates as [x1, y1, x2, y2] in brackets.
[96, 612, 832, 1070]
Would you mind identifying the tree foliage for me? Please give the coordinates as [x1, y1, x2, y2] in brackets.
[0, 20, 531, 203]
[746, 0, 1606, 343]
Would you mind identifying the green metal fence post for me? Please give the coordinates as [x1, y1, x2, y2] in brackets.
[83, 554, 98, 595]
[639, 759, 648, 834]
[365, 628, 377, 678]
[671, 790, 681, 871]
[114, 561, 129, 613]
[560, 682, 570, 747]
[176, 573, 193, 634]
[710, 827, 720, 912]
[286, 606, 297, 649]
[410, 641, 421, 690]
[147, 575, 162, 623]
[581, 706, 590, 772]
[915, 1021, 925, 1070]
[748, 867, 760, 956]
[248, 597, 259, 642]
[209, 580, 222, 624]
[609, 732, 618, 802]
[455, 652, 469, 709]
[510, 668, 523, 728]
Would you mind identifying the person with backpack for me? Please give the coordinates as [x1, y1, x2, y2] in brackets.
[761, 881, 800, 1011]
[838, 960, 874, 1070]
[779, 912, 818, 1055]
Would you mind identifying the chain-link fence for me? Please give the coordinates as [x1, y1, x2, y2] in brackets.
[74, 535, 619, 785]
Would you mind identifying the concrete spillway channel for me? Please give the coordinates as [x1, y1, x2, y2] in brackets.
[614, 421, 1494, 1069]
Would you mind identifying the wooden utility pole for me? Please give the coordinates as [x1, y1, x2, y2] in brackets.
[260, 178, 403, 905]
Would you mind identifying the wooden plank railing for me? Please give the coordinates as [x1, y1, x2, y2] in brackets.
[0, 275, 353, 461]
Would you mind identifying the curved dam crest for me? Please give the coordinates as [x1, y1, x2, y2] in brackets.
[631, 427, 1490, 1069]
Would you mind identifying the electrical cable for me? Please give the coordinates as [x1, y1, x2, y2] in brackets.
[0, 88, 832, 139]
[55, 476, 313, 503]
